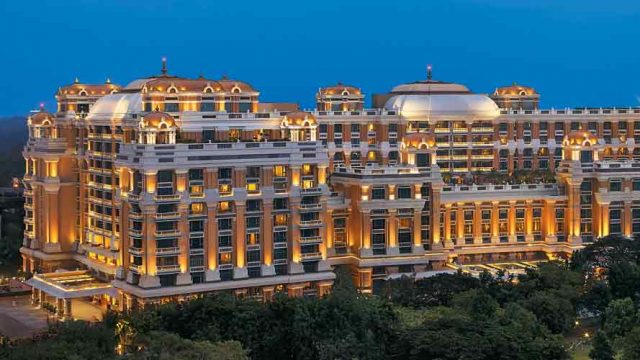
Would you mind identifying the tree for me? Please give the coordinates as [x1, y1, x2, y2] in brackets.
[608, 261, 640, 301]
[130, 331, 247, 360]
[384, 272, 481, 308]
[603, 298, 638, 343]
[0, 321, 117, 360]
[523, 291, 575, 334]
[589, 331, 615, 360]
[621, 326, 640, 360]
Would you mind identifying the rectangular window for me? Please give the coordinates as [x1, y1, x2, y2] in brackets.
[371, 187, 386, 200]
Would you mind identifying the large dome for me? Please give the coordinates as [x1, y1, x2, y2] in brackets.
[86, 93, 142, 121]
[384, 79, 500, 120]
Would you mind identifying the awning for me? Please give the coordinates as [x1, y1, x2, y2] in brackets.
[26, 270, 117, 299]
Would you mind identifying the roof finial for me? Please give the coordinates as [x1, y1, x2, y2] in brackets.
[74, 77, 80, 84]
[427, 64, 433, 81]
[221, 74, 228, 80]
[105, 77, 111, 84]
[161, 56, 168, 75]
[198, 72, 204, 79]
[39, 103, 45, 111]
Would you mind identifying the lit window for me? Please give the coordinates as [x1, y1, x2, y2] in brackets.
[218, 201, 230, 213]
[274, 165, 287, 177]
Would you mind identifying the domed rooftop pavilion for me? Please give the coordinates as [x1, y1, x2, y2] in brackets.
[384, 67, 500, 121]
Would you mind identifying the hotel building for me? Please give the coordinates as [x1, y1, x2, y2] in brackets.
[21, 62, 640, 315]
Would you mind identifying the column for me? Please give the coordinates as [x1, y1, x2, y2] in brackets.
[473, 202, 482, 245]
[289, 203, 304, 273]
[491, 201, 500, 243]
[139, 209, 160, 288]
[600, 202, 610, 238]
[431, 186, 442, 249]
[544, 200, 556, 242]
[444, 204, 452, 247]
[63, 299, 72, 319]
[456, 204, 464, 244]
[387, 209, 398, 254]
[176, 203, 192, 285]
[205, 203, 219, 281]
[525, 200, 533, 242]
[412, 208, 423, 252]
[508, 201, 516, 242]
[361, 211, 372, 251]
[234, 201, 248, 279]
[262, 202, 275, 276]
[325, 209, 335, 256]
[624, 201, 632, 237]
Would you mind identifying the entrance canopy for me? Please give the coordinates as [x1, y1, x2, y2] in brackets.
[26, 270, 116, 299]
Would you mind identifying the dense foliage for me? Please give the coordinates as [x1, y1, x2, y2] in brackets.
[4, 235, 640, 358]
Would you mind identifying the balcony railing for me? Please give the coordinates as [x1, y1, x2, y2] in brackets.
[129, 247, 143, 255]
[299, 236, 323, 244]
[155, 212, 180, 219]
[156, 264, 181, 273]
[154, 194, 181, 201]
[300, 252, 322, 260]
[129, 229, 143, 237]
[299, 203, 322, 210]
[156, 247, 180, 255]
[301, 187, 322, 194]
[299, 219, 323, 227]
[155, 229, 181, 237]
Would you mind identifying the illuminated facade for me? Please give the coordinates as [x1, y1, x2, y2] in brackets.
[21, 62, 640, 312]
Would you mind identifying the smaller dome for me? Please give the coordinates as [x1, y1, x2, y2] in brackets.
[58, 82, 121, 96]
[283, 111, 316, 126]
[141, 112, 176, 129]
[319, 83, 361, 96]
[403, 132, 436, 148]
[564, 131, 599, 146]
[29, 110, 55, 126]
[494, 84, 538, 96]
[217, 77, 257, 93]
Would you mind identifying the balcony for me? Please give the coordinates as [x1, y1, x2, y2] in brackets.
[156, 264, 181, 273]
[127, 193, 141, 201]
[299, 236, 323, 244]
[299, 219, 323, 227]
[273, 224, 288, 232]
[129, 247, 143, 255]
[299, 203, 322, 210]
[155, 212, 180, 219]
[472, 127, 494, 133]
[129, 263, 142, 272]
[300, 252, 322, 261]
[155, 229, 181, 237]
[156, 247, 180, 255]
[129, 212, 143, 220]
[154, 193, 181, 202]
[300, 187, 322, 195]
[189, 248, 204, 255]
[129, 229, 143, 237]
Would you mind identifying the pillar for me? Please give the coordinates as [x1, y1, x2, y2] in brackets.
[262, 202, 275, 275]
[234, 201, 248, 279]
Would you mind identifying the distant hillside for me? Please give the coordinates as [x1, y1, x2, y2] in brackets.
[0, 117, 27, 187]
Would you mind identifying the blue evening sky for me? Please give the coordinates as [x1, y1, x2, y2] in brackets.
[1, 0, 639, 116]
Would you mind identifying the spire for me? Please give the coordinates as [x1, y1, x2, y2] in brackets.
[161, 56, 168, 75]
[74, 77, 80, 84]
[427, 64, 433, 81]
[105, 77, 111, 84]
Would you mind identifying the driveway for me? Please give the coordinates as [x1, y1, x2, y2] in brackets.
[0, 295, 49, 338]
